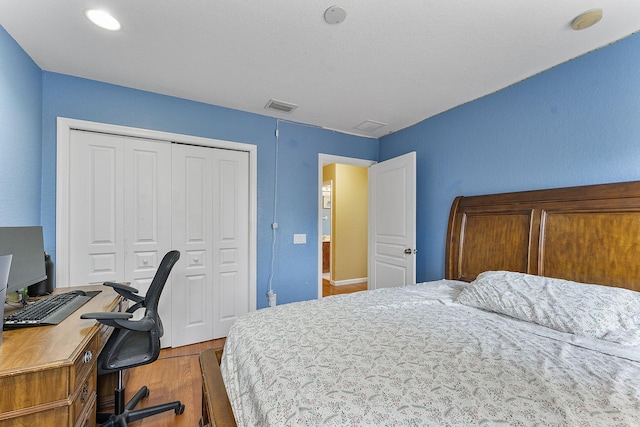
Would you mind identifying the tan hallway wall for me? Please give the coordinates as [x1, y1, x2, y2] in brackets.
[323, 163, 368, 283]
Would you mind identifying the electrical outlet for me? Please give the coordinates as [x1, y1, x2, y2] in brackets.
[267, 290, 277, 307]
[293, 234, 306, 244]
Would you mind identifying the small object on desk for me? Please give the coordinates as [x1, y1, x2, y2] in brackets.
[3, 290, 100, 329]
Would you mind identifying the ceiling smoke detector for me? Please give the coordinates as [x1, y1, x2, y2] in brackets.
[571, 9, 603, 31]
[265, 99, 298, 114]
[324, 6, 347, 24]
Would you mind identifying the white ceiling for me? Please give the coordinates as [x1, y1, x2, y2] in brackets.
[1, 1, 639, 138]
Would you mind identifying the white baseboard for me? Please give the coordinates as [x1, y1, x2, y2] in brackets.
[330, 277, 368, 286]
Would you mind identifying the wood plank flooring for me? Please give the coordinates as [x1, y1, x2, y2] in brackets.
[119, 338, 225, 426]
[120, 282, 364, 426]
[322, 278, 367, 296]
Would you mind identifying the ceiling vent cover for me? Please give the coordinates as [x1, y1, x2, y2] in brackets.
[354, 120, 386, 132]
[265, 99, 298, 113]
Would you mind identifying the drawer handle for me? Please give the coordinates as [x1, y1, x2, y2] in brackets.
[80, 383, 89, 402]
[83, 350, 93, 363]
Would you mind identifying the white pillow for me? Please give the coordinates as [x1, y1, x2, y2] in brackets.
[456, 271, 640, 345]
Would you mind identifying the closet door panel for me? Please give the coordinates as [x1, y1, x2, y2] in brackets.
[171, 144, 215, 346]
[213, 150, 249, 337]
[123, 139, 172, 338]
[69, 131, 124, 286]
[124, 140, 172, 280]
[68, 131, 172, 338]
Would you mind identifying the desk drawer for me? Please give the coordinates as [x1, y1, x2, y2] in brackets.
[71, 364, 97, 424]
[0, 406, 69, 427]
[0, 369, 67, 413]
[73, 391, 97, 427]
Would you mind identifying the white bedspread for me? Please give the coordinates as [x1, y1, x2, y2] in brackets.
[221, 281, 640, 426]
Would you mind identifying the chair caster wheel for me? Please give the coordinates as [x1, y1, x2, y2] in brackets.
[176, 404, 185, 415]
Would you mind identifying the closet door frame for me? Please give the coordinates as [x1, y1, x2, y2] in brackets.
[56, 117, 257, 316]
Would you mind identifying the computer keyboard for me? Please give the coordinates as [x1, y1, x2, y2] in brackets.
[3, 291, 95, 329]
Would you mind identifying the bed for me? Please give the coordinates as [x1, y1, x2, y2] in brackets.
[208, 180, 640, 426]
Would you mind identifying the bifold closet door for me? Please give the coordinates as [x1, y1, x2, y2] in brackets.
[171, 144, 249, 345]
[68, 130, 250, 347]
[68, 131, 173, 343]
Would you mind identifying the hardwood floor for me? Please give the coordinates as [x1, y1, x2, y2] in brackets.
[322, 278, 367, 296]
[117, 338, 225, 426]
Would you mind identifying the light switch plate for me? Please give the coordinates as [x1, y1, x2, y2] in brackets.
[293, 234, 306, 244]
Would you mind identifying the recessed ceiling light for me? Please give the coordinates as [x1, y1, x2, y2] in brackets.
[85, 9, 121, 31]
[571, 9, 603, 31]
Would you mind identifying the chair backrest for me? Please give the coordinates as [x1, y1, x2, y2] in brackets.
[143, 250, 181, 317]
[98, 250, 180, 374]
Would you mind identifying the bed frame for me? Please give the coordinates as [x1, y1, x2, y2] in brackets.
[446, 180, 640, 291]
[203, 180, 640, 426]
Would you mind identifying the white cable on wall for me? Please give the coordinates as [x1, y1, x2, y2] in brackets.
[266, 120, 280, 306]
[266, 119, 324, 307]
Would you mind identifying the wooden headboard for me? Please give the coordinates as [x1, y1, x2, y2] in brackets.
[445, 180, 640, 292]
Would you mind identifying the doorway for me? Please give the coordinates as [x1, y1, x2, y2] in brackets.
[317, 154, 375, 298]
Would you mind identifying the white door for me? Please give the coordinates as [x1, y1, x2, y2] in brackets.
[171, 143, 214, 346]
[66, 127, 250, 347]
[368, 152, 416, 289]
[211, 149, 250, 338]
[171, 144, 250, 345]
[69, 131, 172, 285]
[69, 130, 126, 286]
[68, 130, 173, 341]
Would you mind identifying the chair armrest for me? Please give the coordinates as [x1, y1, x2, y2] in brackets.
[103, 281, 137, 293]
[103, 281, 144, 304]
[81, 311, 155, 332]
[81, 312, 133, 320]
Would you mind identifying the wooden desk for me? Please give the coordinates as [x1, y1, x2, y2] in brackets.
[0, 285, 122, 427]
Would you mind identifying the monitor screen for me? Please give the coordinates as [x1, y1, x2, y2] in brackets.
[0, 226, 47, 295]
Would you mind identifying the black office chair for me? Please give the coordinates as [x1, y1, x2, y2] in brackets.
[81, 250, 185, 426]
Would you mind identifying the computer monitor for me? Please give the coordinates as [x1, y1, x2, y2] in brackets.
[0, 226, 47, 298]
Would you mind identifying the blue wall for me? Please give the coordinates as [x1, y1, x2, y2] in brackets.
[4, 22, 640, 308]
[0, 26, 42, 227]
[379, 32, 640, 283]
[40, 73, 378, 308]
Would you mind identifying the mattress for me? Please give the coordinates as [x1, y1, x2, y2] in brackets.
[221, 280, 640, 426]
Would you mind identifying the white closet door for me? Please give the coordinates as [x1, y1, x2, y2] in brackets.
[212, 149, 250, 338]
[122, 137, 173, 346]
[68, 131, 172, 342]
[67, 125, 250, 347]
[171, 143, 215, 346]
[69, 131, 125, 286]
[171, 145, 250, 343]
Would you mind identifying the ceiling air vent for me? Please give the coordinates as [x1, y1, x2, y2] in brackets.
[265, 99, 298, 113]
[354, 120, 386, 132]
